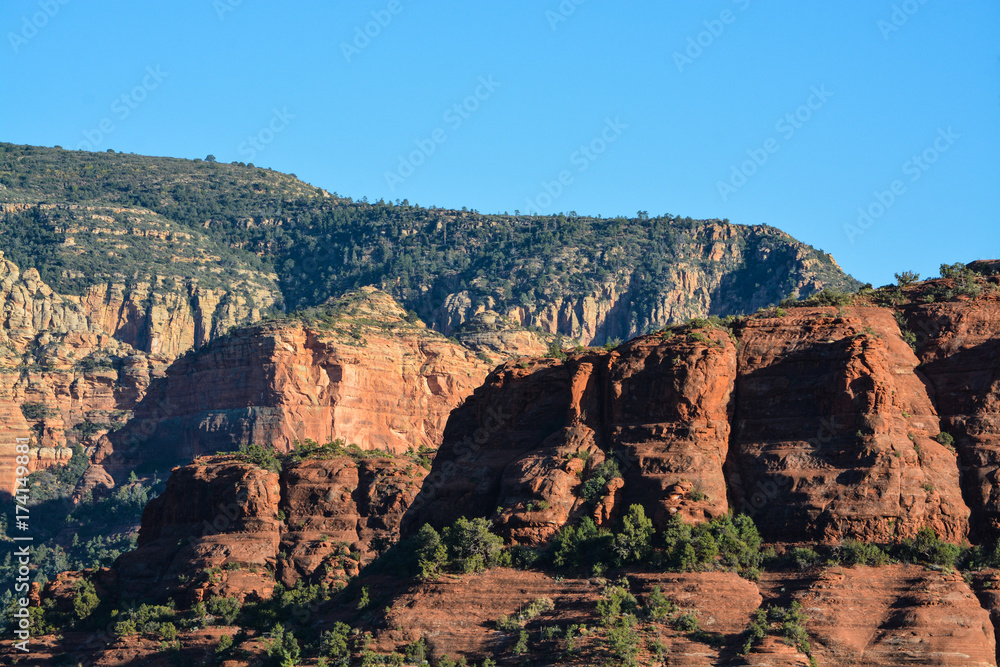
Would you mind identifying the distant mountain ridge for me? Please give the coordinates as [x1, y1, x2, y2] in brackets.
[0, 142, 859, 346]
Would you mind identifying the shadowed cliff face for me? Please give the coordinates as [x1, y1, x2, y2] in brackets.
[729, 306, 968, 543]
[401, 326, 739, 544]
[903, 292, 1000, 539]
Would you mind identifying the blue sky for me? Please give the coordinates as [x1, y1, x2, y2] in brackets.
[1, 0, 997, 287]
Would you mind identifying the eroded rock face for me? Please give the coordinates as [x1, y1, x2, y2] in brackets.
[114, 457, 282, 604]
[429, 222, 858, 346]
[402, 326, 738, 544]
[903, 292, 1000, 538]
[728, 306, 969, 543]
[802, 564, 996, 666]
[114, 453, 425, 603]
[0, 251, 270, 493]
[103, 288, 491, 477]
[411, 304, 983, 546]
[278, 456, 426, 588]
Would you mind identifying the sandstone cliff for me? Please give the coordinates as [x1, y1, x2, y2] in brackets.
[407, 291, 1000, 546]
[402, 324, 738, 544]
[729, 306, 968, 543]
[902, 285, 1000, 539]
[101, 287, 492, 479]
[113, 452, 425, 604]
[0, 250, 273, 493]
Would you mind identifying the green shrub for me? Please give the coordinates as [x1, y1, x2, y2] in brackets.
[72, 579, 99, 621]
[788, 546, 820, 569]
[402, 637, 427, 665]
[895, 527, 962, 568]
[597, 582, 638, 626]
[551, 517, 612, 570]
[612, 505, 654, 565]
[741, 602, 812, 657]
[442, 517, 505, 573]
[237, 443, 281, 473]
[579, 457, 622, 502]
[512, 629, 529, 654]
[412, 524, 448, 578]
[265, 623, 301, 667]
[20, 401, 52, 420]
[836, 539, 891, 567]
[672, 612, 699, 633]
[661, 512, 762, 575]
[319, 622, 351, 666]
[207, 595, 242, 625]
[497, 597, 554, 631]
[216, 634, 233, 654]
[739, 608, 768, 655]
[605, 615, 640, 667]
[644, 585, 675, 620]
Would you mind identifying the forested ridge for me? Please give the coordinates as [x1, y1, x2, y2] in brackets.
[0, 142, 859, 341]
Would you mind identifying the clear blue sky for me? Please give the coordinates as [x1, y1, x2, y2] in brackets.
[2, 1, 997, 287]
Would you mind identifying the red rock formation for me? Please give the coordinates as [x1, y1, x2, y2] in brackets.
[729, 306, 969, 543]
[902, 289, 1000, 538]
[114, 452, 424, 604]
[103, 288, 491, 477]
[278, 455, 426, 588]
[114, 456, 282, 604]
[801, 564, 995, 666]
[403, 326, 738, 543]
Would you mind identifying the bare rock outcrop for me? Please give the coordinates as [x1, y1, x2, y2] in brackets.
[114, 452, 425, 604]
[402, 325, 738, 544]
[728, 306, 969, 543]
[103, 288, 491, 478]
[902, 290, 1000, 538]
